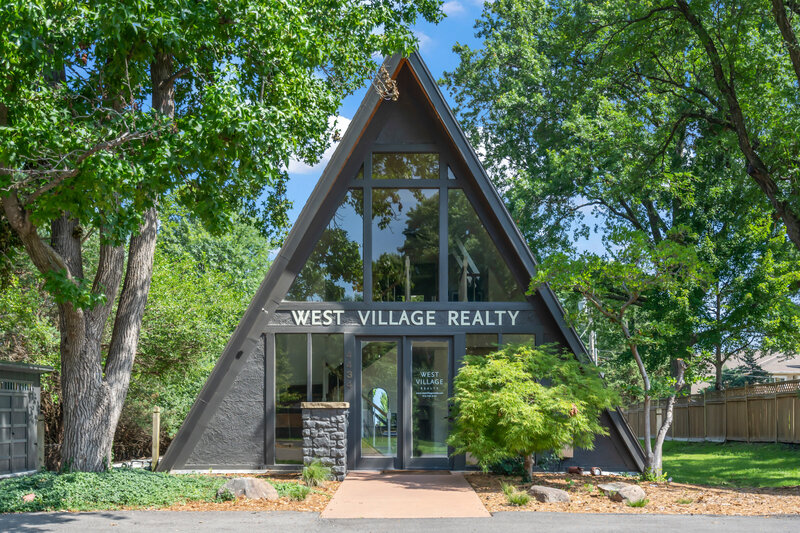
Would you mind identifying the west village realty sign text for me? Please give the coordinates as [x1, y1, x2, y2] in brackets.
[283, 309, 524, 327]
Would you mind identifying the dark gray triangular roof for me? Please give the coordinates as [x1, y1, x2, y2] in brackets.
[159, 51, 644, 472]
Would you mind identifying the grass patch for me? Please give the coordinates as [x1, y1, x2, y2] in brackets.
[0, 468, 226, 512]
[626, 498, 649, 508]
[302, 460, 332, 487]
[675, 497, 693, 505]
[653, 440, 800, 488]
[501, 482, 530, 506]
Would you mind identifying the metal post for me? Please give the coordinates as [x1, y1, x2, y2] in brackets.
[152, 406, 161, 471]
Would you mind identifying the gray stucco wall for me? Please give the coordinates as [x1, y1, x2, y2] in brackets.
[184, 345, 265, 468]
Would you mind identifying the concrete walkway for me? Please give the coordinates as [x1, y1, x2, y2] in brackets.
[2, 511, 799, 532]
[321, 471, 491, 518]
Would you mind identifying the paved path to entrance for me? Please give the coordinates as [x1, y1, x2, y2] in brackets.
[321, 471, 491, 519]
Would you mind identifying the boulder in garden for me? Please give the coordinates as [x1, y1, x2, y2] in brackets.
[528, 485, 571, 503]
[217, 477, 279, 500]
[597, 482, 646, 504]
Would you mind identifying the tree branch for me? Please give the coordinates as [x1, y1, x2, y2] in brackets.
[772, 0, 800, 86]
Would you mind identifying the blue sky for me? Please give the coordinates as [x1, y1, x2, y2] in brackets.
[284, 1, 604, 255]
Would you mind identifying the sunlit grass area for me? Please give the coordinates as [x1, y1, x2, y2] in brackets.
[654, 440, 800, 488]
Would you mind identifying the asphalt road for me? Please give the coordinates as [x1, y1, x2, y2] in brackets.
[1, 511, 799, 533]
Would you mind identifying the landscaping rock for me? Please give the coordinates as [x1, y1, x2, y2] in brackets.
[597, 482, 646, 504]
[528, 485, 571, 503]
[217, 478, 278, 500]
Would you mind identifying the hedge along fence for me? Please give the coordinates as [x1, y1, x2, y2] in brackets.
[622, 379, 800, 444]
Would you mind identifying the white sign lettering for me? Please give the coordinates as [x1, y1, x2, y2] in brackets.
[289, 309, 521, 327]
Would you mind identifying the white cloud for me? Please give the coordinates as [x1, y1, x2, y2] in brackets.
[288, 115, 352, 175]
[414, 31, 434, 53]
[442, 1, 465, 16]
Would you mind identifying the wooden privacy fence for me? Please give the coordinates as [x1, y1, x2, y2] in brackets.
[622, 379, 800, 444]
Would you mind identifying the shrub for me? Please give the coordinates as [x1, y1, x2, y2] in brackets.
[583, 483, 595, 492]
[448, 344, 618, 481]
[302, 460, 332, 487]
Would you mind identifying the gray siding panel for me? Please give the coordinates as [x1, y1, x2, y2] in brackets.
[184, 346, 266, 468]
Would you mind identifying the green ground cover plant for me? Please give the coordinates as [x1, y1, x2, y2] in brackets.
[0, 469, 226, 512]
[0, 470, 318, 512]
[658, 441, 800, 488]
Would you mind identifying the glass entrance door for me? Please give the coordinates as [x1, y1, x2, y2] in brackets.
[405, 338, 451, 469]
[356, 336, 452, 470]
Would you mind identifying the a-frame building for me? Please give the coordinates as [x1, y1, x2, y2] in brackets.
[159, 52, 645, 473]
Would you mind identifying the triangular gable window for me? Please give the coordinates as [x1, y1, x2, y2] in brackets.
[448, 189, 526, 302]
[285, 188, 364, 301]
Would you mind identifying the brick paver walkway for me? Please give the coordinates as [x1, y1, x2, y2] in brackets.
[321, 471, 491, 519]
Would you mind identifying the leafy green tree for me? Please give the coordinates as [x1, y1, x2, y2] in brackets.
[533, 230, 708, 475]
[444, 0, 800, 447]
[720, 353, 772, 389]
[1, 0, 442, 471]
[448, 343, 617, 481]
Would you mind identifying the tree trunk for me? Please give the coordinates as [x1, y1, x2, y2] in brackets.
[522, 453, 535, 482]
[651, 359, 687, 476]
[715, 345, 723, 391]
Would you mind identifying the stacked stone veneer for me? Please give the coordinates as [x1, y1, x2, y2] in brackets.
[301, 402, 349, 481]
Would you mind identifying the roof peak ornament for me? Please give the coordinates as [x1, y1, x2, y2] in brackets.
[371, 65, 399, 101]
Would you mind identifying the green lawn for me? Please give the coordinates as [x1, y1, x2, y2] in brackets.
[656, 440, 800, 488]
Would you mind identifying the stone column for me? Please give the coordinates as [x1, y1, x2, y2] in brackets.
[301, 402, 349, 481]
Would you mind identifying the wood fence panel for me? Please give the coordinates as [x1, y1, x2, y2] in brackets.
[688, 405, 705, 440]
[726, 399, 748, 441]
[622, 379, 800, 444]
[776, 396, 795, 443]
[747, 398, 775, 442]
[705, 402, 725, 441]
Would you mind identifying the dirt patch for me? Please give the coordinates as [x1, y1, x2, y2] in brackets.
[159, 474, 339, 513]
[467, 472, 800, 515]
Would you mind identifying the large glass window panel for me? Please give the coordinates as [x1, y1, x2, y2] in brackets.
[448, 189, 526, 302]
[502, 333, 536, 347]
[311, 334, 344, 402]
[372, 153, 438, 180]
[372, 189, 439, 302]
[275, 333, 307, 464]
[361, 341, 399, 457]
[411, 340, 449, 458]
[466, 334, 499, 357]
[286, 189, 364, 301]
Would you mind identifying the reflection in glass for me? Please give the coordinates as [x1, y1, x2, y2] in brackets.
[361, 341, 398, 457]
[276, 333, 307, 464]
[311, 334, 344, 402]
[503, 333, 536, 347]
[372, 189, 439, 302]
[448, 189, 525, 302]
[372, 153, 438, 180]
[411, 340, 449, 458]
[286, 189, 364, 301]
[466, 334, 499, 357]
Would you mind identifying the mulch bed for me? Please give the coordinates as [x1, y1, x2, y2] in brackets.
[157, 474, 339, 513]
[466, 472, 800, 515]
